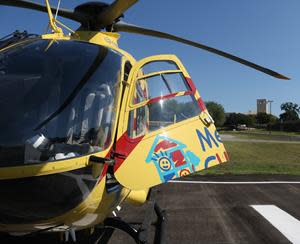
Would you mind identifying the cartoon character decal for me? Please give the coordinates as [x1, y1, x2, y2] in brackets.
[146, 136, 200, 183]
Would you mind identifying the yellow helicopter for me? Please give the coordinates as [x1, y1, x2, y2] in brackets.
[0, 0, 289, 243]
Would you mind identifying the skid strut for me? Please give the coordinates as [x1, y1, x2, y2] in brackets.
[138, 200, 167, 244]
[94, 201, 167, 244]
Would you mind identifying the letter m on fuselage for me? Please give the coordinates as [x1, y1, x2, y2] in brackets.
[196, 127, 220, 152]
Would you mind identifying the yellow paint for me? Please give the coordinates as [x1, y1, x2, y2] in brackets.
[115, 54, 228, 190]
[0, 24, 228, 233]
[126, 189, 150, 205]
[137, 70, 182, 80]
[0, 30, 136, 232]
[0, 176, 131, 232]
[45, 0, 63, 35]
[0, 150, 112, 180]
[116, 117, 227, 190]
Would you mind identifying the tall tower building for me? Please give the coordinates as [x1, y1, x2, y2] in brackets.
[257, 99, 267, 113]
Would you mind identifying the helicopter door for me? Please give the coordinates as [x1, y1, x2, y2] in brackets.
[114, 55, 228, 190]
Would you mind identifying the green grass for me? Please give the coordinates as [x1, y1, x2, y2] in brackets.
[231, 129, 300, 136]
[220, 130, 300, 141]
[200, 141, 300, 175]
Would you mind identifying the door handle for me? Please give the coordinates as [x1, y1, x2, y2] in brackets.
[90, 155, 115, 166]
[199, 112, 214, 126]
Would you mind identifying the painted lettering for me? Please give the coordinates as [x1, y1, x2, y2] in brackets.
[215, 130, 222, 143]
[204, 156, 216, 169]
[196, 127, 219, 152]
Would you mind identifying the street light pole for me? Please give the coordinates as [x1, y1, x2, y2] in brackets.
[267, 100, 274, 115]
[267, 100, 274, 135]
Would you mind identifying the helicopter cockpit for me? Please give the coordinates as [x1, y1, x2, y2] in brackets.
[0, 39, 122, 167]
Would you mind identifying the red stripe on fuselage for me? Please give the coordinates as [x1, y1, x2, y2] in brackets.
[99, 163, 109, 182]
[185, 77, 196, 92]
[197, 97, 207, 111]
[216, 153, 222, 163]
[113, 132, 144, 172]
[147, 93, 178, 105]
[99, 132, 144, 181]
[146, 91, 194, 105]
[224, 151, 229, 161]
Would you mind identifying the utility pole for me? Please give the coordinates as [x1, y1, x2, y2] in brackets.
[267, 100, 274, 135]
[267, 100, 274, 115]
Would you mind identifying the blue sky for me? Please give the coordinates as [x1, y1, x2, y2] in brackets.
[1, 0, 299, 116]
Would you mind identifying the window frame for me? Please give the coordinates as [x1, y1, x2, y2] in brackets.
[125, 55, 202, 139]
[129, 70, 195, 109]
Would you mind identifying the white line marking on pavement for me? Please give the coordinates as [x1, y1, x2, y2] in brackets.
[171, 180, 300, 184]
[251, 205, 300, 243]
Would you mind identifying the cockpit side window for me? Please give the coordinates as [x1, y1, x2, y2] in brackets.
[127, 60, 201, 138]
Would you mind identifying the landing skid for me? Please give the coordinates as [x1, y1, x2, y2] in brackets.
[93, 201, 167, 244]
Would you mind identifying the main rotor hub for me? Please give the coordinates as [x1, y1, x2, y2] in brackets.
[75, 2, 124, 31]
[74, 2, 109, 15]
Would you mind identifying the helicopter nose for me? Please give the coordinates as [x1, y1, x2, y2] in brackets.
[0, 166, 97, 225]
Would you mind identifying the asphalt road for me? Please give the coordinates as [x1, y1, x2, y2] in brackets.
[112, 175, 300, 244]
[1, 175, 300, 244]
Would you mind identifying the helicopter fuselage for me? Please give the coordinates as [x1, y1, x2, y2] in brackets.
[0, 32, 147, 234]
[0, 31, 227, 235]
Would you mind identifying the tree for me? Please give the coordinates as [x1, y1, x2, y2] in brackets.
[256, 113, 278, 124]
[279, 102, 300, 121]
[225, 113, 255, 127]
[205, 101, 225, 127]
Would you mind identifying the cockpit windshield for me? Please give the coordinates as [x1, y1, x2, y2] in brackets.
[0, 39, 122, 166]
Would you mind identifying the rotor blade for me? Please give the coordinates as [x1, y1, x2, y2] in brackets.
[95, 0, 138, 27]
[0, 0, 86, 23]
[114, 22, 290, 80]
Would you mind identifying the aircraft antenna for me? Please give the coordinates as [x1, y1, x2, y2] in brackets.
[54, 0, 62, 20]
